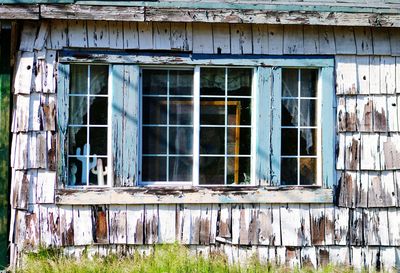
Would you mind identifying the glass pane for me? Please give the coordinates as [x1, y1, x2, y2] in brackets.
[169, 98, 193, 125]
[227, 68, 252, 96]
[282, 99, 298, 126]
[68, 157, 86, 186]
[227, 98, 251, 126]
[282, 69, 298, 97]
[169, 157, 192, 181]
[89, 127, 108, 156]
[300, 129, 317, 156]
[142, 70, 168, 95]
[169, 70, 193, 95]
[143, 97, 167, 124]
[300, 99, 316, 126]
[90, 65, 108, 95]
[68, 126, 87, 155]
[300, 158, 317, 185]
[89, 157, 108, 186]
[142, 156, 166, 181]
[169, 127, 193, 155]
[281, 158, 297, 185]
[281, 128, 298, 156]
[199, 156, 225, 185]
[200, 99, 225, 125]
[70, 64, 88, 94]
[227, 157, 251, 185]
[89, 97, 108, 125]
[301, 69, 318, 97]
[142, 127, 167, 154]
[200, 68, 225, 96]
[227, 127, 251, 155]
[200, 127, 225, 155]
[69, 96, 87, 125]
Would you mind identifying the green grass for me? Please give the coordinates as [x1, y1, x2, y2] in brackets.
[18, 244, 362, 273]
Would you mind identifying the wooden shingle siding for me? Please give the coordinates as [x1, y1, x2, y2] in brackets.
[8, 19, 400, 271]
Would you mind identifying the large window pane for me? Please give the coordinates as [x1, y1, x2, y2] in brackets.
[90, 65, 108, 95]
[142, 156, 167, 182]
[199, 156, 225, 185]
[200, 68, 225, 96]
[169, 157, 192, 181]
[70, 65, 88, 94]
[142, 70, 167, 95]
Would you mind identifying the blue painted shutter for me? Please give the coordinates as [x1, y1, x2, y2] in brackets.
[111, 65, 140, 187]
[57, 63, 70, 187]
[321, 66, 335, 188]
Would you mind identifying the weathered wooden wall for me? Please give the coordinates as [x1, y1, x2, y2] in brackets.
[8, 20, 400, 271]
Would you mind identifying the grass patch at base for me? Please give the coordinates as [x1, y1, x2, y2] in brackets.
[19, 244, 363, 273]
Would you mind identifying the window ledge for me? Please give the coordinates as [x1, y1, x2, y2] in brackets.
[55, 187, 333, 205]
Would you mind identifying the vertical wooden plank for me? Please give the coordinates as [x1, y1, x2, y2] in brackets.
[19, 22, 37, 52]
[123, 22, 139, 49]
[36, 171, 55, 204]
[256, 67, 271, 185]
[387, 96, 398, 132]
[283, 25, 304, 54]
[337, 97, 346, 132]
[41, 94, 56, 131]
[268, 25, 283, 55]
[356, 171, 369, 208]
[43, 50, 56, 94]
[199, 204, 211, 245]
[329, 246, 350, 265]
[389, 28, 400, 56]
[87, 21, 109, 48]
[356, 56, 370, 95]
[258, 204, 281, 246]
[126, 205, 144, 245]
[373, 95, 387, 132]
[345, 134, 360, 171]
[349, 208, 363, 246]
[280, 204, 310, 246]
[209, 204, 218, 244]
[138, 22, 153, 49]
[39, 204, 60, 247]
[34, 21, 49, 51]
[179, 204, 191, 244]
[28, 93, 41, 131]
[13, 52, 34, 94]
[109, 205, 127, 244]
[158, 204, 176, 243]
[109, 21, 124, 49]
[49, 20, 68, 50]
[189, 204, 201, 245]
[67, 20, 88, 48]
[364, 208, 389, 245]
[336, 55, 357, 95]
[218, 204, 231, 239]
[303, 25, 319, 55]
[144, 204, 158, 244]
[368, 171, 396, 207]
[252, 24, 268, 55]
[192, 23, 213, 54]
[270, 68, 282, 185]
[360, 134, 380, 170]
[380, 56, 396, 94]
[324, 205, 335, 245]
[372, 27, 391, 55]
[334, 26, 356, 54]
[92, 205, 108, 244]
[47, 131, 57, 171]
[318, 26, 336, 54]
[387, 208, 400, 246]
[345, 98, 358, 132]
[212, 23, 230, 54]
[73, 205, 93, 245]
[369, 56, 381, 94]
[231, 204, 240, 245]
[334, 207, 349, 245]
[357, 96, 373, 132]
[170, 22, 190, 51]
[230, 24, 252, 54]
[310, 204, 325, 246]
[59, 205, 74, 246]
[354, 27, 373, 55]
[153, 22, 171, 50]
[351, 247, 365, 271]
[186, 23, 193, 51]
[301, 247, 317, 269]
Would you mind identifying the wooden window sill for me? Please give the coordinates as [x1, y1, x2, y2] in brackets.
[55, 186, 333, 205]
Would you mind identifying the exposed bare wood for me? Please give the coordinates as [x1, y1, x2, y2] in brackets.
[0, 5, 39, 20]
[55, 187, 333, 205]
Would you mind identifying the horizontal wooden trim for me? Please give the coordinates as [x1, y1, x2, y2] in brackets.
[39, 4, 400, 27]
[0, 5, 39, 20]
[55, 187, 333, 205]
[60, 52, 335, 67]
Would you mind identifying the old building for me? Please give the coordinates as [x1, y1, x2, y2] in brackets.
[2, 0, 400, 271]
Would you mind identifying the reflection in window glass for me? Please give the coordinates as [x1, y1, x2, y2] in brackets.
[141, 69, 194, 183]
[281, 69, 319, 186]
[200, 67, 253, 185]
[68, 65, 109, 187]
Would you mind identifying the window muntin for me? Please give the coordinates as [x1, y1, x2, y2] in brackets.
[281, 68, 320, 186]
[141, 69, 194, 183]
[140, 67, 254, 185]
[67, 64, 110, 187]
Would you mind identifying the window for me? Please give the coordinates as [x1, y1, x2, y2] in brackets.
[140, 67, 254, 185]
[67, 64, 111, 187]
[57, 57, 334, 189]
